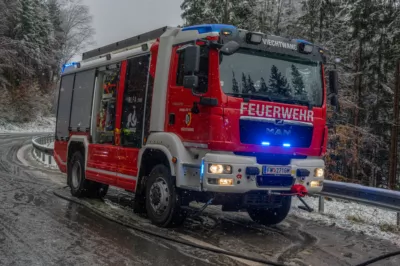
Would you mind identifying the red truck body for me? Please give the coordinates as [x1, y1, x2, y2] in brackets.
[54, 24, 334, 227]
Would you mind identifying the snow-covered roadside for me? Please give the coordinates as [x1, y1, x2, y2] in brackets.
[0, 116, 55, 133]
[291, 196, 400, 246]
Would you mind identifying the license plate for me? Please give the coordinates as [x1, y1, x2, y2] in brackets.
[262, 166, 291, 175]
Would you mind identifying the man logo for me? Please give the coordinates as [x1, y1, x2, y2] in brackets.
[266, 128, 291, 136]
[275, 119, 284, 125]
[185, 113, 192, 126]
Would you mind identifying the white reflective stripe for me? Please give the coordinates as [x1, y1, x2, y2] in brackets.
[86, 167, 137, 180]
[183, 142, 208, 149]
[240, 116, 313, 127]
[117, 173, 137, 180]
[55, 153, 67, 165]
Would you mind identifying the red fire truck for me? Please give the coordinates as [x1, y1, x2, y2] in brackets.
[55, 24, 338, 227]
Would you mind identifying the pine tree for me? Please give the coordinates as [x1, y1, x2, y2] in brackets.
[268, 65, 290, 96]
[259, 77, 268, 93]
[180, 0, 210, 25]
[247, 75, 255, 93]
[291, 64, 305, 96]
[181, 0, 259, 29]
[232, 71, 239, 93]
[241, 72, 248, 93]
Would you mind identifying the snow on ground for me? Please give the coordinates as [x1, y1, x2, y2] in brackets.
[0, 116, 55, 133]
[291, 196, 400, 246]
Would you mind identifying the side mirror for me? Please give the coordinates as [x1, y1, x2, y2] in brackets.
[329, 70, 338, 94]
[183, 45, 200, 73]
[220, 41, 240, 55]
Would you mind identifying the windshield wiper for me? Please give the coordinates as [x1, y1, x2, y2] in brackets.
[225, 92, 273, 102]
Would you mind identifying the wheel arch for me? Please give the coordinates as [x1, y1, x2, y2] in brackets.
[67, 135, 89, 167]
[136, 132, 193, 194]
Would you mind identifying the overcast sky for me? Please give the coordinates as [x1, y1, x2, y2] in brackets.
[75, 0, 184, 60]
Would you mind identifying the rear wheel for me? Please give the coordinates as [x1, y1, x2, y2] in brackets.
[145, 164, 186, 227]
[68, 151, 109, 198]
[68, 151, 89, 198]
[247, 196, 292, 226]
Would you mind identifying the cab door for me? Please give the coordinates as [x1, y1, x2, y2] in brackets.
[116, 54, 151, 191]
[86, 64, 121, 185]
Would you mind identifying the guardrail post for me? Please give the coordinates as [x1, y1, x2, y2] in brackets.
[318, 196, 324, 213]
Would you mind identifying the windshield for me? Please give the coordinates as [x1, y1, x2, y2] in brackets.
[219, 49, 323, 107]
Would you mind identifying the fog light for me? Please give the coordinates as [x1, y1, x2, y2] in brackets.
[310, 181, 323, 187]
[314, 168, 324, 177]
[219, 178, 233, 186]
[208, 164, 232, 174]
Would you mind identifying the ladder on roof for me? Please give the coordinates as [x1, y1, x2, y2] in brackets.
[81, 26, 172, 61]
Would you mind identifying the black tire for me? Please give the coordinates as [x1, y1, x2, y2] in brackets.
[87, 182, 109, 199]
[133, 193, 147, 214]
[247, 196, 292, 226]
[67, 151, 89, 198]
[145, 164, 186, 227]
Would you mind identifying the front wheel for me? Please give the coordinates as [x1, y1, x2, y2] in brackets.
[145, 164, 186, 227]
[247, 196, 292, 226]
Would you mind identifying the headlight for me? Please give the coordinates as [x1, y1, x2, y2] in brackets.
[314, 168, 324, 177]
[208, 164, 232, 174]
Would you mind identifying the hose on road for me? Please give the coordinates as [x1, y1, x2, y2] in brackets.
[53, 190, 288, 266]
[354, 250, 400, 266]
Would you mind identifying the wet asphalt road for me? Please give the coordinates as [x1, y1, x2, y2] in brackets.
[0, 133, 400, 266]
[0, 134, 214, 266]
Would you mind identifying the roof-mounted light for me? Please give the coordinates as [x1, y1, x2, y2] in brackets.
[182, 24, 237, 34]
[62, 62, 80, 73]
[246, 32, 263, 45]
[296, 39, 314, 54]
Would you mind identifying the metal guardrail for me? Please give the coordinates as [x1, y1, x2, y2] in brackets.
[319, 180, 400, 226]
[32, 135, 56, 166]
[32, 135, 54, 155]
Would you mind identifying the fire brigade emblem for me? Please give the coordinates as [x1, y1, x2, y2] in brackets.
[185, 112, 192, 126]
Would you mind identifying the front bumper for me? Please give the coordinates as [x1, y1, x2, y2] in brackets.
[200, 153, 324, 194]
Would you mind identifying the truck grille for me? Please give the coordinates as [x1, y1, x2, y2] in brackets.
[239, 119, 313, 148]
[243, 192, 283, 207]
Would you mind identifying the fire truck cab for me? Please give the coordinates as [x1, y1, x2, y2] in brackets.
[55, 24, 338, 227]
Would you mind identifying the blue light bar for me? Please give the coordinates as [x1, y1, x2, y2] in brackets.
[283, 143, 291, 147]
[182, 24, 237, 34]
[261, 142, 270, 146]
[61, 62, 78, 73]
[296, 39, 313, 45]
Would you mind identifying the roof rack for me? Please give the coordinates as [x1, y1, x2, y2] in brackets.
[82, 26, 171, 61]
